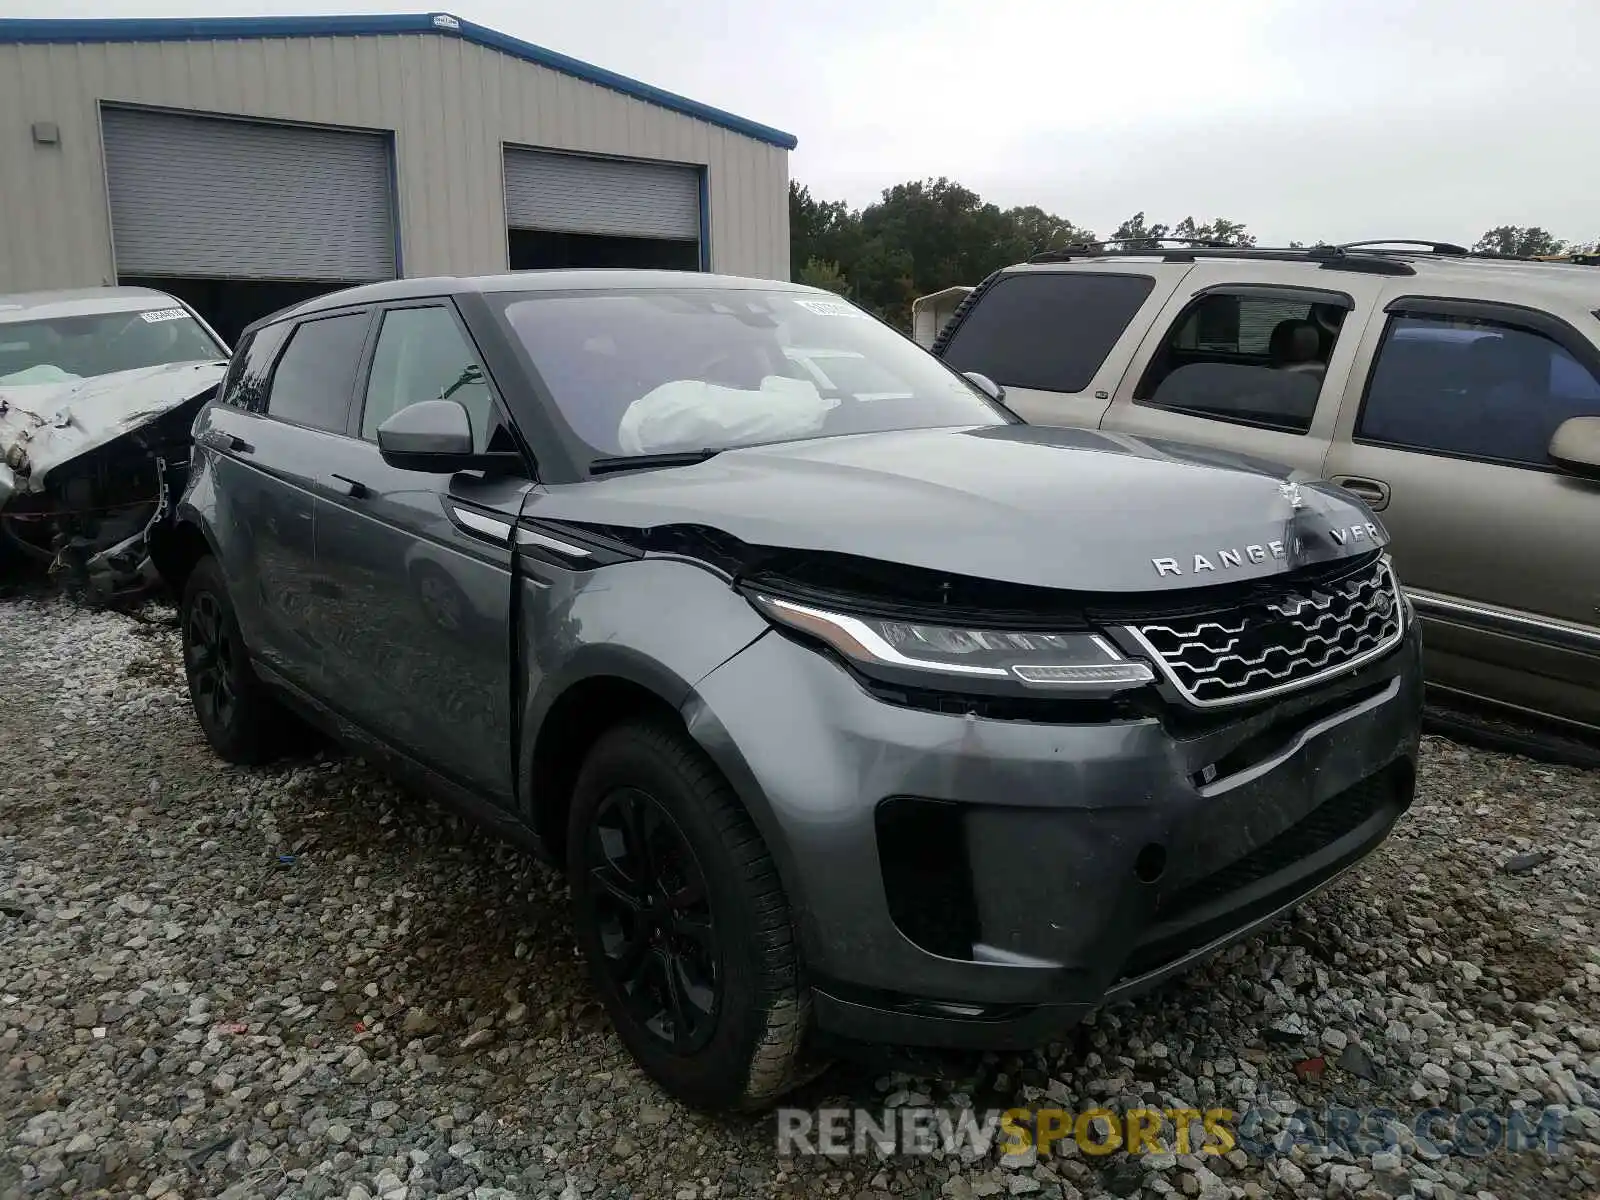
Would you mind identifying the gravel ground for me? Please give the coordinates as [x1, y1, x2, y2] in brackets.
[1, 592, 1598, 1200]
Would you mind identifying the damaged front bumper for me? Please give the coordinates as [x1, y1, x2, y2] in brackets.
[684, 618, 1424, 1052]
[0, 361, 225, 601]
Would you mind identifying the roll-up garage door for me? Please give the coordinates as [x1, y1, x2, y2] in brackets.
[503, 148, 700, 241]
[101, 107, 397, 281]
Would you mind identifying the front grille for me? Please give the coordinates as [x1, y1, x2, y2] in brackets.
[1125, 557, 1403, 708]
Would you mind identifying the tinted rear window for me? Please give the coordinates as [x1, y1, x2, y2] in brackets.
[266, 313, 369, 433]
[940, 272, 1155, 393]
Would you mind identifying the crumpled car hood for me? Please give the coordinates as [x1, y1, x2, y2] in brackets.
[531, 423, 1388, 595]
[0, 360, 226, 503]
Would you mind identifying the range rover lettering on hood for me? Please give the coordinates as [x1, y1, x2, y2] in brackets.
[1153, 522, 1385, 577]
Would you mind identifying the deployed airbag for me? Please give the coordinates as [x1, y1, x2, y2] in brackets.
[617, 376, 839, 455]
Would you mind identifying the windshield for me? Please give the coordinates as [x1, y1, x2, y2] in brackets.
[0, 307, 226, 386]
[495, 289, 1008, 459]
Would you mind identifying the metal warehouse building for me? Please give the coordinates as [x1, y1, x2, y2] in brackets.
[0, 13, 796, 341]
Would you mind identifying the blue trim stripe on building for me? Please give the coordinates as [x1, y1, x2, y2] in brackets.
[0, 13, 799, 151]
[697, 167, 712, 272]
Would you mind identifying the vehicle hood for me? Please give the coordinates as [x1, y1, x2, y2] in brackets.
[0, 360, 226, 503]
[532, 424, 1389, 594]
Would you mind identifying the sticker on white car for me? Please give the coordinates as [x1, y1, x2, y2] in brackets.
[793, 299, 869, 319]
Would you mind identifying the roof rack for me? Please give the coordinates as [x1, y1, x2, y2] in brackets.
[1335, 238, 1472, 256]
[1098, 236, 1239, 249]
[1024, 244, 1417, 277]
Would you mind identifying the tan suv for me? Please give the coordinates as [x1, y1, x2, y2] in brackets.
[934, 240, 1600, 734]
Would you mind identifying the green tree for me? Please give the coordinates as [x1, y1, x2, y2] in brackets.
[1473, 225, 1567, 257]
[1173, 216, 1257, 246]
[842, 178, 1060, 328]
[1110, 211, 1170, 246]
[788, 180, 1257, 330]
[796, 257, 850, 296]
[1003, 205, 1097, 256]
[789, 182, 861, 277]
[1108, 212, 1255, 247]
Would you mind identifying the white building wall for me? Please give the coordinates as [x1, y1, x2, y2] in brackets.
[0, 32, 791, 292]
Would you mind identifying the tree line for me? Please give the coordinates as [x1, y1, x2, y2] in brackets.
[790, 178, 1597, 330]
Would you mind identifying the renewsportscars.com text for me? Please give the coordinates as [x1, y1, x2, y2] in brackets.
[775, 1104, 1568, 1159]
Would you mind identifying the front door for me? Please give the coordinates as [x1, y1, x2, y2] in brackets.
[1323, 298, 1600, 728]
[311, 300, 528, 804]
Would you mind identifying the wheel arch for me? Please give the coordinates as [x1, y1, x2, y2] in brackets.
[148, 517, 220, 600]
[518, 637, 801, 909]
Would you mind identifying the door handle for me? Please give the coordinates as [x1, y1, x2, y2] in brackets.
[1329, 475, 1390, 510]
[330, 473, 370, 499]
[199, 429, 252, 454]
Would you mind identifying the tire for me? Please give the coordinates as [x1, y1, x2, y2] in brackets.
[181, 555, 291, 765]
[567, 719, 811, 1111]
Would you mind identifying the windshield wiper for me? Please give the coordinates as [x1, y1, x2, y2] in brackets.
[588, 448, 725, 476]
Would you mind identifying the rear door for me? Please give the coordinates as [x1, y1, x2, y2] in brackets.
[937, 263, 1192, 427]
[1323, 296, 1600, 729]
[1097, 262, 1391, 476]
[203, 309, 373, 691]
[312, 299, 529, 805]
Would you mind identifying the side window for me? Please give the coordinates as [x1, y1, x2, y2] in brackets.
[1134, 291, 1351, 435]
[361, 306, 493, 451]
[221, 322, 291, 413]
[940, 272, 1156, 393]
[265, 313, 369, 433]
[1358, 313, 1600, 467]
[216, 331, 253, 407]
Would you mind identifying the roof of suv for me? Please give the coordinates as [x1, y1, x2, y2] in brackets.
[1004, 245, 1600, 309]
[273, 270, 823, 326]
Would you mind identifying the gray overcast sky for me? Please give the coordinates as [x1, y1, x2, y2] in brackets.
[14, 0, 1600, 246]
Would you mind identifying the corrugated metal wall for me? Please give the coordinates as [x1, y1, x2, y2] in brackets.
[0, 33, 790, 292]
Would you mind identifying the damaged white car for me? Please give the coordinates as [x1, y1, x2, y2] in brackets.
[0, 287, 229, 600]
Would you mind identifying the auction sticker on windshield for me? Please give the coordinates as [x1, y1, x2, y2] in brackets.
[139, 308, 188, 323]
[794, 299, 869, 319]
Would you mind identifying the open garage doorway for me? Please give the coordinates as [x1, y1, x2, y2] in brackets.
[119, 277, 350, 347]
[507, 229, 699, 272]
[503, 147, 704, 274]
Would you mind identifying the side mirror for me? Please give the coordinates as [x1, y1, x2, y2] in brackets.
[376, 399, 478, 473]
[1549, 416, 1600, 480]
[964, 371, 1006, 405]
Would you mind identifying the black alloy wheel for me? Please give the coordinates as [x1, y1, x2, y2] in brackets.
[585, 786, 720, 1053]
[566, 719, 812, 1110]
[180, 556, 290, 765]
[185, 588, 239, 731]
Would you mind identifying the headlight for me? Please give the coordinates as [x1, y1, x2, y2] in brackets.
[749, 593, 1155, 692]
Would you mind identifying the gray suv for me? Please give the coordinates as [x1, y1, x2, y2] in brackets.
[164, 270, 1423, 1110]
[933, 241, 1600, 735]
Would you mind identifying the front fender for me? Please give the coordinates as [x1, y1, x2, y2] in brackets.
[520, 557, 769, 717]
[516, 557, 770, 798]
